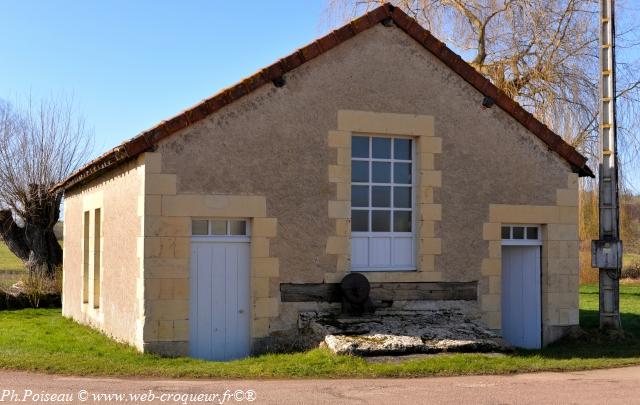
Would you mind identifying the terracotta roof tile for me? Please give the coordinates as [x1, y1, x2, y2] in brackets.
[317, 32, 339, 52]
[54, 3, 593, 192]
[350, 13, 373, 34]
[300, 41, 322, 61]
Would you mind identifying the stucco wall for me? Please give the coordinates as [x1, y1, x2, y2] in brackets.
[157, 23, 570, 284]
[62, 158, 144, 347]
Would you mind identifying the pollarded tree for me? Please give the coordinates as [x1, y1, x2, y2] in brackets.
[0, 98, 92, 277]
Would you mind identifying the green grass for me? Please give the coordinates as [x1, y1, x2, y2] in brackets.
[0, 242, 25, 288]
[0, 242, 24, 273]
[1, 285, 640, 378]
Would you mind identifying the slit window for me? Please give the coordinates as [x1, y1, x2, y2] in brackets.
[93, 208, 101, 309]
[82, 211, 90, 304]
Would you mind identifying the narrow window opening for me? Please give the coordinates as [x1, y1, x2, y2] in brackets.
[82, 211, 90, 304]
[93, 209, 101, 308]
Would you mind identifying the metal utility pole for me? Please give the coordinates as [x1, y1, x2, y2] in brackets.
[592, 0, 623, 333]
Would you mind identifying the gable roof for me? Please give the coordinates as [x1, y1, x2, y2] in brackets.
[54, 3, 593, 192]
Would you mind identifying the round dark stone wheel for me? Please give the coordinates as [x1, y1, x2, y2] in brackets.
[340, 273, 370, 304]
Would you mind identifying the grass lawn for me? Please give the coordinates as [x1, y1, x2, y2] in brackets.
[1, 285, 640, 378]
[0, 242, 24, 273]
[0, 242, 25, 288]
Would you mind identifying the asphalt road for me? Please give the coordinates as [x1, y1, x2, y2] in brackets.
[0, 367, 639, 404]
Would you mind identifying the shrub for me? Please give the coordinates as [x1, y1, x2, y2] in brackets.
[622, 264, 640, 279]
[622, 256, 640, 280]
[21, 266, 61, 308]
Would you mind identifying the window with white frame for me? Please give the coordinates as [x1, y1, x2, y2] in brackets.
[191, 219, 249, 237]
[351, 135, 415, 271]
[501, 225, 541, 245]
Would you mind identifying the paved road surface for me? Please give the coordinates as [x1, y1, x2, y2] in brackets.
[0, 367, 639, 404]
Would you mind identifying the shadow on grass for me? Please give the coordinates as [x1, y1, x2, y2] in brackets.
[514, 309, 640, 361]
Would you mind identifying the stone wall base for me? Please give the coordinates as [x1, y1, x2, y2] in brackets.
[251, 334, 313, 355]
[386, 299, 481, 319]
[254, 299, 485, 354]
[543, 324, 582, 346]
[141, 304, 575, 356]
[144, 341, 189, 357]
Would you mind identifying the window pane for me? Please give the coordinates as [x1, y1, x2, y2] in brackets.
[394, 139, 411, 160]
[393, 187, 411, 208]
[192, 220, 208, 235]
[372, 210, 390, 232]
[352, 161, 368, 182]
[394, 211, 412, 232]
[394, 163, 411, 184]
[513, 226, 525, 239]
[372, 186, 391, 207]
[501, 226, 511, 239]
[372, 162, 391, 183]
[526, 227, 539, 240]
[372, 137, 391, 159]
[351, 185, 369, 207]
[352, 136, 369, 158]
[229, 220, 247, 235]
[211, 220, 227, 235]
[352, 210, 368, 232]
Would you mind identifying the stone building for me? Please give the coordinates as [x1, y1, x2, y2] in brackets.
[56, 4, 592, 360]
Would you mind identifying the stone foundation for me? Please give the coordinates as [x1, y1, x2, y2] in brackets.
[301, 306, 508, 356]
[144, 341, 189, 357]
[543, 324, 583, 345]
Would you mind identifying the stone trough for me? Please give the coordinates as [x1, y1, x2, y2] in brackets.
[300, 309, 510, 356]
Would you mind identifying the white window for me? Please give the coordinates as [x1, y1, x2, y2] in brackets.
[191, 219, 250, 240]
[351, 135, 415, 271]
[501, 225, 542, 246]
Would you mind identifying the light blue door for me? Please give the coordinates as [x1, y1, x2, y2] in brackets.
[501, 246, 542, 349]
[189, 240, 251, 361]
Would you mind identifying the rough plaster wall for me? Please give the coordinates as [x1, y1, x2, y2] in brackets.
[62, 160, 143, 345]
[158, 23, 570, 283]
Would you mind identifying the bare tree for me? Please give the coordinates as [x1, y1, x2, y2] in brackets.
[0, 97, 92, 277]
[326, 0, 640, 185]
